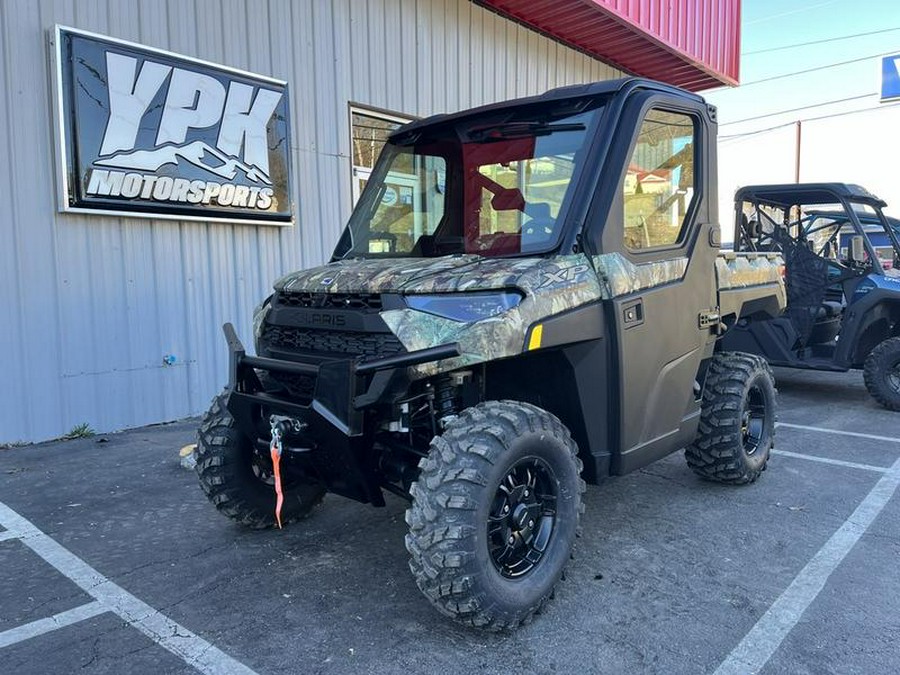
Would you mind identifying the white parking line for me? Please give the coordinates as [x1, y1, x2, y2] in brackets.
[715, 444, 900, 674]
[0, 529, 18, 542]
[0, 502, 258, 675]
[0, 601, 107, 649]
[777, 422, 900, 444]
[772, 449, 888, 473]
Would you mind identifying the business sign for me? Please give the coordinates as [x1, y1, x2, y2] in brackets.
[880, 54, 900, 103]
[52, 26, 293, 224]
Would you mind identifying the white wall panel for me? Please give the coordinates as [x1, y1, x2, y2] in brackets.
[0, 0, 621, 443]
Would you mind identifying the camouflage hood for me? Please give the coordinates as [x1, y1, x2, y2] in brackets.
[273, 254, 604, 377]
[276, 255, 597, 296]
[275, 256, 483, 294]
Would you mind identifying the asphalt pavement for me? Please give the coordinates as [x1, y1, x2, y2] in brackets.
[1, 367, 898, 674]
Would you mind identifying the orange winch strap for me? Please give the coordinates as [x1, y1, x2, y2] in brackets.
[270, 435, 284, 529]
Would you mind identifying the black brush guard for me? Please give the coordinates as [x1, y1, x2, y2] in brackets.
[222, 323, 459, 505]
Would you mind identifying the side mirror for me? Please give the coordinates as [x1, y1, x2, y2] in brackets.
[849, 235, 865, 264]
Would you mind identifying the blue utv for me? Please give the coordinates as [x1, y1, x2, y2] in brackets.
[723, 183, 900, 410]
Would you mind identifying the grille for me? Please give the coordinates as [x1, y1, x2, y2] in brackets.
[261, 325, 406, 359]
[277, 291, 383, 311]
[271, 372, 316, 402]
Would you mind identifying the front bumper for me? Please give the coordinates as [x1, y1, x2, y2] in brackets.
[221, 323, 458, 504]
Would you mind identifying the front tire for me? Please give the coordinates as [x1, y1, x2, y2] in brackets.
[405, 401, 585, 631]
[863, 337, 900, 411]
[686, 352, 777, 484]
[195, 392, 326, 529]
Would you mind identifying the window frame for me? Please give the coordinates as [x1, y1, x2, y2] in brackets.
[347, 103, 416, 207]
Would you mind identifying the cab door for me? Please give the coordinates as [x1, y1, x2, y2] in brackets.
[594, 99, 720, 474]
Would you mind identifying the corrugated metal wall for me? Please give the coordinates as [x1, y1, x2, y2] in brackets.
[0, 0, 620, 444]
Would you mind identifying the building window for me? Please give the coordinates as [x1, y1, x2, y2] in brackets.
[350, 105, 414, 205]
[623, 109, 696, 250]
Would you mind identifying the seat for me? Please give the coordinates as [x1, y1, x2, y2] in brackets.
[809, 299, 843, 344]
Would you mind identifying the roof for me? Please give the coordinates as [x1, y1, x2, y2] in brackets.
[735, 183, 888, 209]
[391, 77, 704, 142]
[477, 0, 740, 91]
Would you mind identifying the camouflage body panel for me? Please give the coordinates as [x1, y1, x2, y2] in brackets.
[381, 254, 603, 376]
[591, 252, 689, 298]
[275, 254, 603, 378]
[716, 251, 784, 289]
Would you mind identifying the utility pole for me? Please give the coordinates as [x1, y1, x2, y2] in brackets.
[794, 120, 802, 183]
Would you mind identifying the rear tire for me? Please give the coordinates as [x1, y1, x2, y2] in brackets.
[863, 337, 900, 411]
[686, 352, 777, 484]
[195, 392, 325, 529]
[405, 401, 585, 631]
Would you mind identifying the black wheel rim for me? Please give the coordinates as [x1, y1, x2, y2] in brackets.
[487, 457, 558, 579]
[887, 361, 900, 394]
[741, 384, 767, 456]
[250, 449, 277, 485]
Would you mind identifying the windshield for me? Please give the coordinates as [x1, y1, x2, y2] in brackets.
[804, 205, 900, 271]
[863, 209, 900, 270]
[334, 103, 603, 259]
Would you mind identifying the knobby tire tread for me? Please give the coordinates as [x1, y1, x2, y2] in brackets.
[685, 352, 777, 484]
[405, 400, 585, 631]
[863, 337, 900, 411]
[195, 393, 325, 529]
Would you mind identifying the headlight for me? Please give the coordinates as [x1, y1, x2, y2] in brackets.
[252, 295, 273, 341]
[404, 291, 523, 322]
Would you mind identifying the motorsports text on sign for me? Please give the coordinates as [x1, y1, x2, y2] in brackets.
[53, 26, 293, 224]
[880, 54, 900, 103]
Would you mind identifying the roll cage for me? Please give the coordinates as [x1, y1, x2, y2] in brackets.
[734, 183, 900, 272]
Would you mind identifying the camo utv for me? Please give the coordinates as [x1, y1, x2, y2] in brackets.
[196, 78, 787, 630]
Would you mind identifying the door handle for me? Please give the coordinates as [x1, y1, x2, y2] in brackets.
[623, 299, 644, 327]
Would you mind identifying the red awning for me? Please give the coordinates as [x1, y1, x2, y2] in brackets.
[478, 0, 740, 91]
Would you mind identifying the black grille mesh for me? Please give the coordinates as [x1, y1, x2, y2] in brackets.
[262, 292, 402, 401]
[276, 292, 383, 311]
[271, 372, 316, 402]
[261, 325, 406, 359]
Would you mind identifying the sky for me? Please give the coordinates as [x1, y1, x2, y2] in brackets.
[704, 0, 900, 230]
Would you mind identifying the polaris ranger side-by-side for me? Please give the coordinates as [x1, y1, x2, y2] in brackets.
[723, 183, 900, 410]
[196, 78, 787, 630]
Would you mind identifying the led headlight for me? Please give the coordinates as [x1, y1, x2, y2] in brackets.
[404, 291, 523, 322]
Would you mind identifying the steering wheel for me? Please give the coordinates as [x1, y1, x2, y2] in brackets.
[824, 258, 868, 291]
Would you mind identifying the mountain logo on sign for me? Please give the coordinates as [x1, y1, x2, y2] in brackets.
[96, 140, 271, 185]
